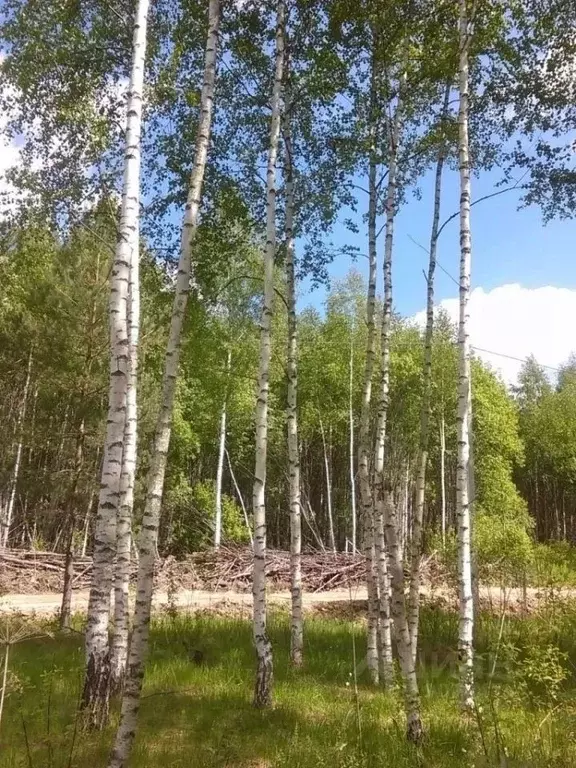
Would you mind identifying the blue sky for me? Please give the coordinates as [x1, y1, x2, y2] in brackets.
[299, 165, 576, 383]
[301, 165, 576, 315]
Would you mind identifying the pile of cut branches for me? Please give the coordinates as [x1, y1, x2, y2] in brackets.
[1, 545, 439, 596]
[0, 550, 93, 593]
[158, 546, 366, 593]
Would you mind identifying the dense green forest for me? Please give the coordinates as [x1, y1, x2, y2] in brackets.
[2, 240, 575, 560]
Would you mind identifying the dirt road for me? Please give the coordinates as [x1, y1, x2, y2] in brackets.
[0, 584, 562, 616]
[0, 586, 373, 616]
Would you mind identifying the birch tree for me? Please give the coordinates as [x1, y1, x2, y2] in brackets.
[214, 348, 231, 549]
[108, 2, 220, 763]
[357, 54, 380, 683]
[372, 75, 403, 691]
[456, 0, 475, 712]
[82, 0, 150, 723]
[372, 74, 422, 730]
[252, 0, 285, 708]
[283, 71, 303, 666]
[110, 0, 150, 692]
[349, 325, 357, 553]
[408, 83, 451, 662]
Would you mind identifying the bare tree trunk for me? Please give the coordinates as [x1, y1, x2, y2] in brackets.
[283, 83, 303, 666]
[83, 0, 150, 725]
[60, 527, 75, 631]
[82, 490, 95, 558]
[372, 77, 413, 703]
[60, 419, 86, 631]
[108, 3, 219, 764]
[375, 509, 394, 686]
[319, 415, 336, 553]
[408, 84, 450, 663]
[357, 53, 381, 685]
[349, 325, 357, 553]
[109, 0, 147, 694]
[440, 411, 447, 546]
[214, 348, 231, 549]
[383, 490, 423, 742]
[468, 382, 480, 621]
[225, 449, 253, 545]
[252, 0, 284, 709]
[456, 0, 475, 712]
[1, 349, 32, 549]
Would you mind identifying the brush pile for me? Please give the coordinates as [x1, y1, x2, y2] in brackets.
[0, 549, 94, 593]
[1, 545, 439, 595]
[159, 546, 367, 593]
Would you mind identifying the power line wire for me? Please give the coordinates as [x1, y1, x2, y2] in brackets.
[471, 346, 560, 373]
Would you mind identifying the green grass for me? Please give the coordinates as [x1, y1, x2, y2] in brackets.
[2, 602, 576, 767]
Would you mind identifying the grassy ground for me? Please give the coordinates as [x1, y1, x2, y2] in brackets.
[1, 600, 576, 768]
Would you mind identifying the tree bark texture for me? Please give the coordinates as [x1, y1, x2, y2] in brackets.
[84, 0, 150, 723]
[283, 84, 303, 666]
[252, 0, 285, 708]
[108, 2, 219, 764]
[456, 0, 475, 712]
[408, 83, 450, 663]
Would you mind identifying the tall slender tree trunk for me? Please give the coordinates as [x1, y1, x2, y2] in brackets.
[373, 79, 416, 706]
[226, 449, 253, 545]
[1, 349, 32, 549]
[60, 419, 86, 632]
[319, 415, 336, 553]
[456, 0, 475, 712]
[383, 490, 423, 742]
[283, 83, 303, 666]
[252, 0, 284, 708]
[357, 51, 381, 685]
[408, 84, 450, 663]
[349, 326, 357, 553]
[440, 412, 447, 546]
[111, 205, 142, 690]
[108, 3, 219, 763]
[214, 348, 231, 549]
[83, 0, 150, 725]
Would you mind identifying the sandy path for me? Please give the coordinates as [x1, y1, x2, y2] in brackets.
[0, 584, 564, 616]
[0, 586, 372, 616]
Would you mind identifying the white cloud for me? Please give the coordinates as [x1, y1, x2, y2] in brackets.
[414, 284, 576, 385]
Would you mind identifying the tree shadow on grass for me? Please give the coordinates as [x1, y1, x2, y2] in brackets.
[1, 612, 517, 767]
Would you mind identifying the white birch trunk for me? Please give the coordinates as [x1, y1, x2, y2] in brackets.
[349, 327, 357, 553]
[456, 0, 475, 712]
[358, 143, 380, 685]
[440, 411, 447, 546]
[108, 3, 219, 764]
[372, 80, 403, 691]
[84, 0, 150, 720]
[82, 490, 96, 558]
[319, 415, 336, 553]
[408, 83, 450, 663]
[111, 143, 144, 690]
[383, 490, 423, 742]
[252, 0, 284, 708]
[283, 90, 303, 666]
[375, 508, 394, 686]
[226, 449, 253, 545]
[0, 349, 32, 549]
[374, 72, 423, 739]
[214, 348, 231, 549]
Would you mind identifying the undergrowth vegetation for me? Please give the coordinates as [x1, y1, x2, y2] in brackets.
[1, 603, 576, 767]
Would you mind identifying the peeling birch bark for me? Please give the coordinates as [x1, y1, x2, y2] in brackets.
[456, 0, 475, 712]
[283, 80, 303, 666]
[252, 0, 285, 708]
[108, 2, 220, 764]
